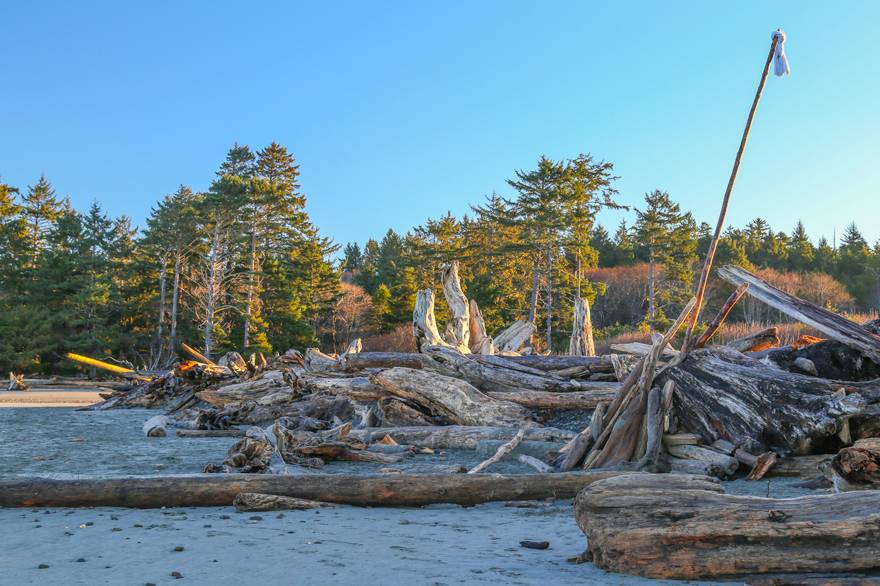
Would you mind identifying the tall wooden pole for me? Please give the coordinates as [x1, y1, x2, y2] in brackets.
[683, 35, 780, 351]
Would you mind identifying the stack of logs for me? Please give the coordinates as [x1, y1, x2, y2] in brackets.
[85, 262, 880, 492]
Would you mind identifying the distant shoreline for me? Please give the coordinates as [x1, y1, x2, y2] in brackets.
[0, 390, 102, 408]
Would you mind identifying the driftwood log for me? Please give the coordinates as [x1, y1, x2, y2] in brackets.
[370, 367, 532, 426]
[726, 326, 780, 352]
[0, 471, 625, 508]
[569, 297, 596, 356]
[660, 346, 869, 455]
[440, 261, 470, 353]
[575, 472, 880, 580]
[233, 493, 336, 512]
[346, 425, 574, 449]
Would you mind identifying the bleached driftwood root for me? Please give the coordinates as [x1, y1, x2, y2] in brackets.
[468, 299, 496, 355]
[412, 289, 449, 350]
[440, 261, 470, 353]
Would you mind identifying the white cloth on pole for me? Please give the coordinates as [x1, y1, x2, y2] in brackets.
[772, 29, 790, 77]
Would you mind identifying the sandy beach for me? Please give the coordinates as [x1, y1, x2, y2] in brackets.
[0, 499, 714, 586]
[0, 390, 103, 408]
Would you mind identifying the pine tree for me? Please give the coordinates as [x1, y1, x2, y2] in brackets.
[787, 221, 815, 272]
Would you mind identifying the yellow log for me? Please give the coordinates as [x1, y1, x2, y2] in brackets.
[65, 353, 151, 381]
[180, 343, 216, 366]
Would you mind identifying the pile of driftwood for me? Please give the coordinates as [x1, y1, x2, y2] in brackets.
[16, 260, 880, 581]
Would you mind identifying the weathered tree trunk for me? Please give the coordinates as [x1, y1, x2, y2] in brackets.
[468, 300, 496, 355]
[152, 254, 169, 360]
[0, 471, 625, 508]
[719, 265, 880, 363]
[647, 250, 655, 326]
[569, 297, 596, 356]
[527, 263, 540, 325]
[659, 346, 870, 455]
[412, 289, 449, 351]
[440, 261, 470, 353]
[575, 472, 880, 580]
[370, 367, 532, 426]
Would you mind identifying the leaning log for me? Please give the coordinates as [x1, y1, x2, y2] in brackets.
[719, 264, 880, 363]
[493, 320, 534, 353]
[660, 346, 868, 455]
[0, 471, 625, 508]
[575, 472, 880, 580]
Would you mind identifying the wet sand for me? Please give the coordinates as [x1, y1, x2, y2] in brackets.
[0, 500, 715, 586]
[0, 390, 103, 408]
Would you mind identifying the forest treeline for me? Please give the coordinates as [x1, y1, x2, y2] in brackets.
[1, 147, 877, 373]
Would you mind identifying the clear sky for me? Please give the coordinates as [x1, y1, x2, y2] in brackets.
[2, 1, 878, 248]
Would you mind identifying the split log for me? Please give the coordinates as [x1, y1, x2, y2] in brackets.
[440, 261, 470, 353]
[575, 472, 880, 580]
[0, 470, 625, 508]
[468, 300, 496, 355]
[468, 428, 526, 473]
[726, 326, 780, 352]
[233, 493, 336, 512]
[569, 297, 596, 357]
[493, 320, 534, 353]
[370, 367, 532, 426]
[376, 397, 437, 426]
[346, 425, 574, 450]
[831, 438, 880, 491]
[412, 289, 449, 350]
[694, 282, 749, 348]
[719, 265, 880, 363]
[485, 388, 617, 410]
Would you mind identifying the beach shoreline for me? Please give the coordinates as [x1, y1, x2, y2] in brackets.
[0, 390, 102, 408]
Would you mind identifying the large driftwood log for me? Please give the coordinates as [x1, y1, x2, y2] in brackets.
[719, 264, 880, 363]
[502, 354, 616, 373]
[661, 346, 870, 455]
[485, 388, 616, 409]
[575, 472, 880, 580]
[370, 367, 532, 426]
[440, 261, 470, 353]
[424, 346, 608, 395]
[346, 425, 574, 449]
[569, 297, 596, 357]
[761, 339, 880, 381]
[0, 471, 625, 508]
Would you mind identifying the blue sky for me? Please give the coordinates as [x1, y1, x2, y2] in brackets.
[2, 1, 878, 248]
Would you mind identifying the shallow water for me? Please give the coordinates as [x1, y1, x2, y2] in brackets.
[0, 407, 826, 501]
